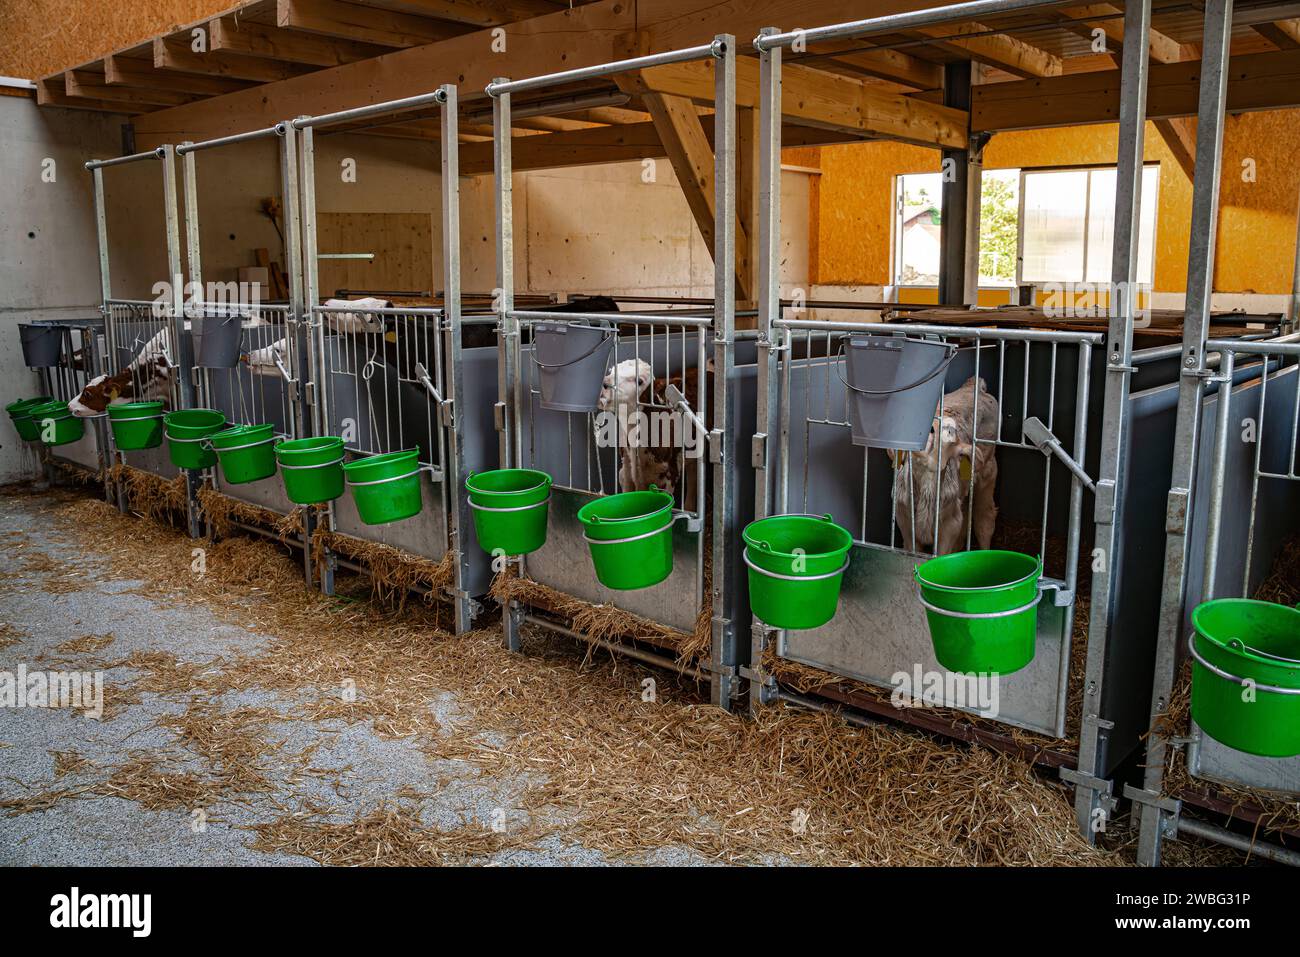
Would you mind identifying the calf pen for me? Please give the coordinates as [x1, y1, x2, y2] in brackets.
[490, 38, 750, 709]
[293, 87, 491, 632]
[1133, 336, 1300, 866]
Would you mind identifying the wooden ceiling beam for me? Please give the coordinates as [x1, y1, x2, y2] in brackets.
[36, 78, 140, 114]
[1055, 5, 1185, 65]
[208, 15, 392, 65]
[153, 37, 312, 82]
[275, 0, 472, 48]
[911, 23, 1063, 78]
[800, 40, 944, 90]
[618, 57, 966, 149]
[104, 54, 256, 95]
[358, 0, 565, 28]
[1251, 19, 1300, 51]
[972, 47, 1300, 131]
[1153, 116, 1195, 180]
[64, 69, 202, 108]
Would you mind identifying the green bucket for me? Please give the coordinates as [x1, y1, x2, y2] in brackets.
[165, 409, 227, 469]
[210, 423, 278, 485]
[108, 401, 165, 450]
[342, 449, 423, 525]
[28, 400, 84, 447]
[915, 550, 1043, 675]
[577, 488, 675, 590]
[276, 436, 345, 505]
[1189, 598, 1300, 758]
[743, 514, 853, 630]
[6, 396, 53, 442]
[466, 468, 552, 556]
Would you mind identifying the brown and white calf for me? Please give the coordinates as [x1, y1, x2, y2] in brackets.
[891, 375, 999, 556]
[597, 358, 708, 504]
[69, 326, 179, 417]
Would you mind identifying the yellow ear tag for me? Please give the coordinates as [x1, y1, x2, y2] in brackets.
[108, 388, 120, 400]
[384, 331, 397, 343]
[959, 457, 972, 483]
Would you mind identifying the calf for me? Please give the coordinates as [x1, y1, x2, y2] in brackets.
[597, 358, 709, 505]
[69, 325, 180, 417]
[891, 375, 998, 555]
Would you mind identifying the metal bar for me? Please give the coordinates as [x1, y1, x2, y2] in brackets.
[1074, 0, 1153, 842]
[778, 317, 1102, 344]
[176, 125, 282, 154]
[1177, 816, 1300, 867]
[711, 33, 739, 712]
[293, 88, 447, 130]
[493, 79, 519, 473]
[755, 0, 1064, 50]
[1205, 338, 1300, 357]
[486, 41, 722, 98]
[299, 124, 326, 439]
[508, 310, 712, 328]
[1202, 350, 1236, 599]
[522, 614, 710, 683]
[939, 61, 980, 307]
[91, 167, 113, 359]
[85, 149, 164, 170]
[1137, 0, 1235, 869]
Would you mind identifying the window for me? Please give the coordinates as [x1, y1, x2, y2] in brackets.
[1019, 165, 1159, 286]
[891, 165, 1158, 289]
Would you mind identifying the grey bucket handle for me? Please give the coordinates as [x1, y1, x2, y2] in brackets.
[743, 550, 849, 582]
[531, 322, 614, 370]
[470, 495, 550, 514]
[834, 336, 957, 396]
[913, 583, 1043, 620]
[1187, 633, 1300, 696]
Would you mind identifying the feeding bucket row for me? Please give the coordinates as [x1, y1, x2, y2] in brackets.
[342, 449, 423, 525]
[19, 324, 62, 368]
[192, 314, 244, 368]
[27, 400, 83, 446]
[743, 514, 852, 630]
[841, 335, 956, 451]
[209, 423, 278, 485]
[533, 321, 614, 413]
[6, 396, 53, 442]
[914, 550, 1042, 676]
[164, 409, 226, 469]
[108, 401, 165, 450]
[1189, 598, 1300, 758]
[577, 488, 675, 590]
[276, 436, 345, 505]
[467, 469, 552, 556]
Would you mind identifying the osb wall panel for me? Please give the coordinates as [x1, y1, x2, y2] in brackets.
[810, 110, 1300, 295]
[0, 0, 233, 80]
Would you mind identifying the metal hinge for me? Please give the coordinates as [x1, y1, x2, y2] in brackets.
[440, 400, 454, 429]
[1093, 478, 1117, 525]
[493, 402, 506, 432]
[751, 432, 767, 469]
[304, 381, 316, 406]
[1059, 767, 1118, 813]
[708, 428, 723, 464]
[1165, 486, 1190, 535]
[1122, 783, 1181, 815]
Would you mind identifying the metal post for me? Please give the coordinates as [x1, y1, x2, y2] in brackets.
[1289, 187, 1300, 334]
[492, 78, 521, 651]
[711, 35, 740, 711]
[161, 144, 202, 539]
[440, 85, 475, 635]
[750, 26, 783, 714]
[1135, 0, 1234, 867]
[90, 165, 126, 510]
[939, 61, 981, 307]
[1071, 0, 1152, 839]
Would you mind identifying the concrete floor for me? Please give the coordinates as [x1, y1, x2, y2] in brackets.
[0, 489, 709, 866]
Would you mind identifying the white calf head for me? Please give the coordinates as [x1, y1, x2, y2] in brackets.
[598, 358, 653, 412]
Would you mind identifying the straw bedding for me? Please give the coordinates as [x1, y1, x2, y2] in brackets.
[3, 487, 1125, 865]
[110, 465, 189, 523]
[312, 528, 453, 610]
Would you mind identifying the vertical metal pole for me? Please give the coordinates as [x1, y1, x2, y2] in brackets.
[711, 35, 739, 712]
[1071, 0, 1152, 839]
[750, 26, 783, 714]
[939, 61, 981, 306]
[181, 147, 202, 301]
[440, 85, 474, 635]
[161, 144, 202, 539]
[493, 79, 522, 652]
[1134, 0, 1234, 868]
[90, 165, 124, 510]
[1289, 188, 1300, 334]
[279, 121, 316, 587]
[298, 123, 334, 594]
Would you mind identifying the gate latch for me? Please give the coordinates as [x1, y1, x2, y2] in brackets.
[664, 383, 719, 462]
[1023, 417, 1096, 492]
[414, 361, 454, 425]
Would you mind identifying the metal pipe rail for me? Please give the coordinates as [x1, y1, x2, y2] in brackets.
[776, 317, 1104, 345]
[509, 310, 714, 328]
[84, 148, 164, 170]
[293, 88, 448, 130]
[753, 0, 1066, 50]
[176, 125, 283, 155]
[486, 40, 724, 98]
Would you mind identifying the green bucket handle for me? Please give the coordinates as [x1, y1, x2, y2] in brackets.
[1187, 632, 1300, 697]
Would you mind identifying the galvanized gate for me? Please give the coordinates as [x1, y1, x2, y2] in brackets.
[490, 38, 746, 709]
[295, 86, 484, 633]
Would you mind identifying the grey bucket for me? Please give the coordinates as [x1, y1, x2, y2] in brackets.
[840, 335, 957, 451]
[19, 324, 63, 368]
[193, 314, 243, 368]
[533, 321, 615, 413]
